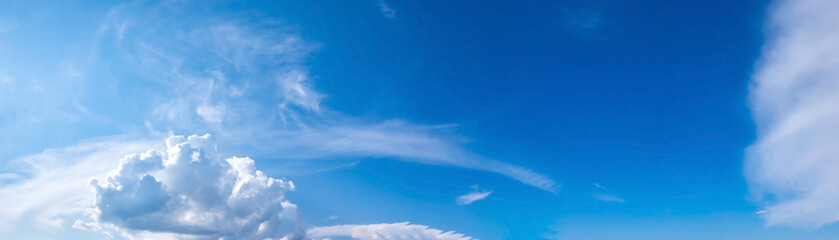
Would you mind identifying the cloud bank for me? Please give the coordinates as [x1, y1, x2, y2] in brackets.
[77, 134, 303, 239]
[308, 222, 473, 240]
[746, 0, 839, 229]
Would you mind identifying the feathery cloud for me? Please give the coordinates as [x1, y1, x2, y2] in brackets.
[97, 2, 557, 192]
[378, 0, 396, 18]
[746, 0, 839, 229]
[593, 194, 624, 203]
[0, 137, 159, 234]
[456, 185, 492, 206]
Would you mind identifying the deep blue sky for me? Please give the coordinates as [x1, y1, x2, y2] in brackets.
[279, 0, 764, 231]
[4, 0, 839, 239]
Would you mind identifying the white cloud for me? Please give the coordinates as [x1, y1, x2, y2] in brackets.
[0, 134, 478, 239]
[746, 0, 839, 229]
[98, 2, 557, 192]
[272, 121, 558, 192]
[0, 136, 160, 234]
[455, 185, 491, 206]
[78, 134, 303, 239]
[0, 173, 19, 182]
[378, 0, 396, 18]
[196, 104, 225, 124]
[593, 194, 624, 203]
[308, 222, 473, 240]
[277, 68, 323, 113]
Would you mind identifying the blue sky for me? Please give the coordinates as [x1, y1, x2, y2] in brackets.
[3, 0, 839, 239]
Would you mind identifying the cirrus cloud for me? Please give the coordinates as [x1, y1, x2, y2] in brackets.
[746, 0, 839, 229]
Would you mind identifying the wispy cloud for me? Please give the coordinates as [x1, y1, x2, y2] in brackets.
[378, 0, 396, 18]
[0, 1, 557, 236]
[97, 1, 558, 192]
[308, 222, 473, 240]
[0, 136, 160, 234]
[0, 134, 478, 239]
[456, 185, 492, 206]
[593, 194, 624, 203]
[746, 0, 839, 229]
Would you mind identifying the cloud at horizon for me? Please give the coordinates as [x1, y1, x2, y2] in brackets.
[308, 222, 473, 240]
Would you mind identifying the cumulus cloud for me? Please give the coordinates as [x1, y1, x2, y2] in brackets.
[0, 134, 477, 239]
[746, 0, 839, 229]
[78, 134, 303, 239]
[0, 137, 159, 234]
[308, 222, 473, 240]
[455, 185, 491, 206]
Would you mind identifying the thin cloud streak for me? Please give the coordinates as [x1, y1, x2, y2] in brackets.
[593, 194, 624, 203]
[308, 222, 473, 240]
[456, 186, 492, 206]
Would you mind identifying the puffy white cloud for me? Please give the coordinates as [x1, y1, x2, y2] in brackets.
[78, 134, 303, 239]
[746, 0, 839, 229]
[0, 134, 476, 239]
[307, 222, 473, 240]
[455, 185, 491, 206]
[0, 137, 159, 234]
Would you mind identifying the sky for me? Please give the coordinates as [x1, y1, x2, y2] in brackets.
[2, 0, 839, 239]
